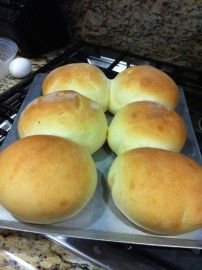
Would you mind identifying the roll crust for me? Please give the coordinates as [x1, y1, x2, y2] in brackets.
[108, 148, 202, 234]
[0, 135, 97, 224]
[108, 101, 186, 155]
[18, 90, 108, 154]
[109, 65, 179, 114]
[42, 63, 110, 111]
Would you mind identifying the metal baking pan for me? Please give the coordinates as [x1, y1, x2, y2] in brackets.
[0, 73, 202, 249]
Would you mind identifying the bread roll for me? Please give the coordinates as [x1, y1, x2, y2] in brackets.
[109, 65, 179, 114]
[108, 147, 202, 234]
[42, 63, 110, 112]
[0, 135, 97, 224]
[108, 101, 186, 155]
[18, 91, 108, 155]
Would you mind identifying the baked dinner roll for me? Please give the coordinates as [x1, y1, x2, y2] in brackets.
[18, 91, 108, 155]
[42, 63, 110, 111]
[0, 135, 97, 224]
[108, 148, 202, 234]
[108, 101, 186, 155]
[109, 65, 179, 114]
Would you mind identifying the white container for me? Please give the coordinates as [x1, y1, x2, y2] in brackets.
[0, 37, 18, 79]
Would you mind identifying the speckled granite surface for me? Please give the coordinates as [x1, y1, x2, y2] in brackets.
[0, 47, 66, 95]
[62, 0, 202, 71]
[0, 230, 99, 270]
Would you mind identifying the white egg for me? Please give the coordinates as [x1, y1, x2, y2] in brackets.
[9, 57, 32, 78]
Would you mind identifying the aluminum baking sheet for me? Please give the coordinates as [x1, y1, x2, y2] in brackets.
[0, 73, 202, 249]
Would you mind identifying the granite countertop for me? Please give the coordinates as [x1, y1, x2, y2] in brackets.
[77, 0, 202, 71]
[0, 48, 100, 270]
[0, 47, 66, 95]
[0, 229, 99, 270]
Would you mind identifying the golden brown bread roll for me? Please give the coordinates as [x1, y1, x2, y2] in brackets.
[108, 101, 186, 155]
[0, 135, 97, 224]
[108, 147, 202, 235]
[109, 65, 179, 114]
[18, 90, 108, 155]
[42, 63, 110, 112]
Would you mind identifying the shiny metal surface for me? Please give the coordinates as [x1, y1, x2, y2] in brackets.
[47, 236, 162, 270]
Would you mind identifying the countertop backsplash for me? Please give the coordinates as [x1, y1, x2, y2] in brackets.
[62, 0, 202, 71]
